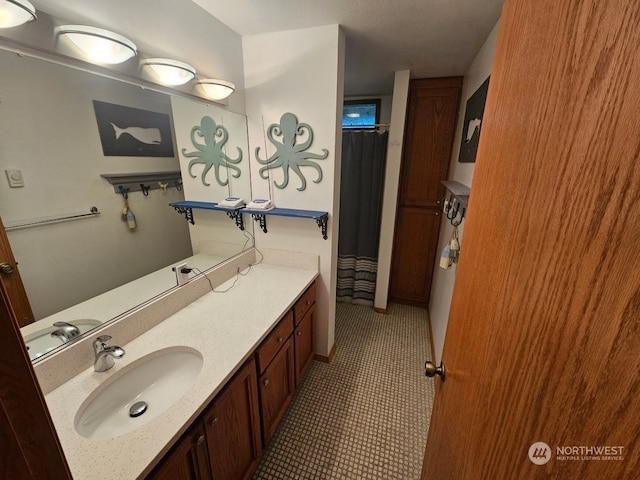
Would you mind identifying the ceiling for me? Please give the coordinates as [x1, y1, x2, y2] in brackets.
[28, 0, 503, 96]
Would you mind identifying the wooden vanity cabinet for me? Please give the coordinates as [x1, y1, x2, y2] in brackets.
[146, 422, 211, 480]
[148, 281, 317, 480]
[147, 359, 261, 480]
[256, 311, 295, 445]
[203, 359, 262, 480]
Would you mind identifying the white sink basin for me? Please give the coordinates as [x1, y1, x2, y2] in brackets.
[24, 319, 102, 361]
[74, 346, 203, 440]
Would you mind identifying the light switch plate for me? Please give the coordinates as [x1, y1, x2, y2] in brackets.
[5, 169, 24, 188]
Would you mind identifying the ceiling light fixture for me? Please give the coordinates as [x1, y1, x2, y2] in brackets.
[195, 79, 235, 100]
[58, 25, 137, 64]
[142, 58, 196, 86]
[0, 0, 37, 28]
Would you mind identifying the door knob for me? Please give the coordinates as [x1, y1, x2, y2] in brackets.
[0, 263, 14, 274]
[425, 360, 446, 381]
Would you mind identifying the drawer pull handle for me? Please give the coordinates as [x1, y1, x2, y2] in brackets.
[197, 435, 205, 445]
[263, 379, 270, 386]
[277, 337, 283, 343]
[210, 417, 218, 427]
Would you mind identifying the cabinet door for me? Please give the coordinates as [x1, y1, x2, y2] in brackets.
[204, 359, 262, 480]
[294, 305, 314, 387]
[259, 336, 295, 445]
[146, 423, 211, 480]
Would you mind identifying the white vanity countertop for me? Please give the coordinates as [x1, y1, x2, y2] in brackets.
[44, 262, 318, 479]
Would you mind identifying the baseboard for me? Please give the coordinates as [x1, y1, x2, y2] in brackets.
[374, 307, 387, 314]
[427, 310, 436, 362]
[314, 343, 336, 363]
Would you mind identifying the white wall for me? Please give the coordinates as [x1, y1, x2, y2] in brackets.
[428, 20, 501, 363]
[374, 70, 411, 311]
[243, 25, 345, 357]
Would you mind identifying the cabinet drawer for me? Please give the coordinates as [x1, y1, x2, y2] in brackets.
[293, 282, 316, 326]
[256, 311, 293, 374]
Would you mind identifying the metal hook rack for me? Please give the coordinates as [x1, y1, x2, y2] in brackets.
[101, 171, 183, 197]
[441, 180, 470, 226]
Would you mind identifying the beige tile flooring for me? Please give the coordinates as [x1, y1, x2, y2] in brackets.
[253, 302, 435, 480]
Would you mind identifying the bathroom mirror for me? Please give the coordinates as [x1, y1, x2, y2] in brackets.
[0, 49, 253, 362]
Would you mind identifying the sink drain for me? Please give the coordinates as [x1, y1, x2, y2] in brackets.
[129, 401, 148, 418]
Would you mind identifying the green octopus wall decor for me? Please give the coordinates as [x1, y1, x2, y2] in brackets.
[181, 116, 243, 187]
[255, 112, 329, 191]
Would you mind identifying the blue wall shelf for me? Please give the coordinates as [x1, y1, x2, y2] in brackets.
[169, 201, 245, 230]
[169, 201, 329, 239]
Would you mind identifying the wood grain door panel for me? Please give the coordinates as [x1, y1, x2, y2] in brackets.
[0, 217, 34, 327]
[205, 360, 262, 480]
[146, 423, 211, 480]
[400, 80, 463, 208]
[423, 1, 640, 478]
[294, 305, 314, 387]
[259, 336, 295, 445]
[389, 207, 441, 306]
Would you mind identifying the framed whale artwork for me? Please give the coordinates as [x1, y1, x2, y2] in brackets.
[93, 100, 175, 157]
[458, 76, 490, 163]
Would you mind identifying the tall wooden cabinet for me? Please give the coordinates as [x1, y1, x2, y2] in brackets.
[389, 77, 462, 306]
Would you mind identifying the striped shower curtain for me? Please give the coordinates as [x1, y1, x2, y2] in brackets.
[337, 129, 388, 305]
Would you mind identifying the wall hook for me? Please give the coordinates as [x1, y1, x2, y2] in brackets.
[118, 185, 129, 199]
[158, 182, 168, 193]
[140, 183, 150, 196]
[176, 180, 183, 191]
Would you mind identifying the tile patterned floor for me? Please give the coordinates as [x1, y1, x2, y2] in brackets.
[253, 302, 435, 480]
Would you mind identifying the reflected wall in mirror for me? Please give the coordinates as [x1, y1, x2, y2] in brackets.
[0, 49, 253, 362]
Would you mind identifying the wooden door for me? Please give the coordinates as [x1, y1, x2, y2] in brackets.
[259, 336, 295, 445]
[294, 304, 314, 387]
[389, 77, 461, 306]
[0, 217, 34, 327]
[422, 1, 640, 479]
[146, 423, 211, 480]
[0, 276, 71, 479]
[204, 359, 262, 480]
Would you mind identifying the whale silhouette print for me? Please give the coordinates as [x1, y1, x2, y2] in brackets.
[464, 117, 482, 143]
[111, 123, 162, 145]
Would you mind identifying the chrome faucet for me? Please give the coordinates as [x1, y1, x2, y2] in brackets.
[93, 335, 125, 372]
[50, 321, 80, 342]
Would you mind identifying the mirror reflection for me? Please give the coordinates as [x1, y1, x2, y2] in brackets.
[0, 49, 253, 361]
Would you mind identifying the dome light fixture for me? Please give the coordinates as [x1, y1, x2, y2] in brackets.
[142, 58, 196, 86]
[58, 25, 137, 64]
[0, 0, 37, 28]
[195, 79, 235, 100]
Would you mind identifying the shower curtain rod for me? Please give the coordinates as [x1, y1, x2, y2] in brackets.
[342, 123, 390, 130]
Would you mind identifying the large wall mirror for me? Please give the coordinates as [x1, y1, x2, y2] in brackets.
[0, 49, 253, 362]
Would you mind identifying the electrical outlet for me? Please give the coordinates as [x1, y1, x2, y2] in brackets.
[174, 263, 190, 286]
